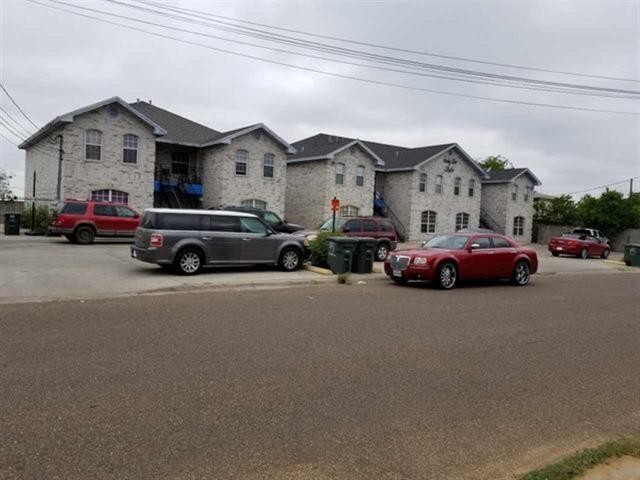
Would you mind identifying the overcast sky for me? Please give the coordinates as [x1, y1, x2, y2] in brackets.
[1, 0, 638, 197]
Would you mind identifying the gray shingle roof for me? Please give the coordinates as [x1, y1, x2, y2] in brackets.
[483, 168, 528, 182]
[290, 134, 356, 159]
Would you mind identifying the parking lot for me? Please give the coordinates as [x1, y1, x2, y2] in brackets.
[0, 233, 631, 304]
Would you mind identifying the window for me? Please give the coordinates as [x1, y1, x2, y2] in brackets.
[362, 220, 376, 232]
[380, 221, 393, 232]
[91, 189, 129, 204]
[85, 129, 102, 160]
[454, 177, 461, 196]
[335, 163, 345, 185]
[61, 203, 87, 215]
[419, 173, 427, 193]
[468, 179, 476, 197]
[171, 152, 190, 175]
[524, 185, 531, 202]
[435, 175, 443, 194]
[512, 184, 518, 201]
[240, 217, 268, 234]
[263, 211, 282, 226]
[123, 134, 138, 164]
[472, 237, 492, 249]
[355, 165, 365, 186]
[455, 212, 469, 231]
[93, 204, 117, 217]
[513, 216, 525, 236]
[241, 199, 267, 210]
[114, 205, 137, 218]
[420, 210, 437, 233]
[340, 205, 359, 216]
[492, 237, 512, 248]
[263, 153, 274, 178]
[343, 218, 362, 232]
[236, 149, 249, 175]
[156, 213, 203, 231]
[210, 215, 241, 232]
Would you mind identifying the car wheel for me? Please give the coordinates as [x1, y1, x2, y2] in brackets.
[551, 252, 559, 257]
[601, 248, 610, 259]
[64, 234, 76, 243]
[391, 276, 407, 285]
[579, 248, 588, 259]
[511, 260, 531, 286]
[74, 226, 95, 245]
[174, 248, 203, 275]
[375, 243, 390, 261]
[279, 247, 301, 271]
[436, 262, 457, 290]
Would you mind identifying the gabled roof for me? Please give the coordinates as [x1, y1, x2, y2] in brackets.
[289, 133, 383, 165]
[483, 168, 542, 186]
[202, 123, 297, 153]
[19, 96, 167, 149]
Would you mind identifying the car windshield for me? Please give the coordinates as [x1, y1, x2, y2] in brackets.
[319, 217, 346, 231]
[423, 235, 469, 250]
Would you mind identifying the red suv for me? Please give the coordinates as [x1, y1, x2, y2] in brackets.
[50, 200, 141, 244]
[318, 216, 398, 260]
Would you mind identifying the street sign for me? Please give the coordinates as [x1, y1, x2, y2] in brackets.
[331, 197, 340, 212]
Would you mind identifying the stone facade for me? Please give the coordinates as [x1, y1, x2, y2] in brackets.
[285, 144, 378, 228]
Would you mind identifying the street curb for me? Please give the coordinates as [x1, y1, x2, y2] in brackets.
[304, 264, 333, 275]
[604, 260, 627, 266]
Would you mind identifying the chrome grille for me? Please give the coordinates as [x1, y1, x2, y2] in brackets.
[390, 255, 410, 270]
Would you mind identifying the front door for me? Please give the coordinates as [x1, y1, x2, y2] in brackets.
[462, 236, 495, 279]
[202, 215, 244, 263]
[238, 217, 279, 262]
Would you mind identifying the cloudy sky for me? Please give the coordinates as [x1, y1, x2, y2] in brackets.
[1, 0, 638, 197]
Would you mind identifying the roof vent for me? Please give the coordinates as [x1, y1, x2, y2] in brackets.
[148, 99, 152, 105]
[301, 145, 305, 152]
[395, 150, 399, 157]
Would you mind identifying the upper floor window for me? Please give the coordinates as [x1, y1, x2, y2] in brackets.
[421, 210, 437, 233]
[513, 216, 525, 236]
[123, 134, 138, 164]
[236, 150, 249, 175]
[340, 205, 359, 216]
[454, 177, 461, 196]
[85, 129, 102, 161]
[335, 163, 345, 185]
[356, 165, 365, 186]
[455, 212, 470, 231]
[435, 175, 443, 194]
[512, 184, 519, 201]
[91, 189, 129, 204]
[524, 185, 531, 202]
[241, 199, 267, 210]
[263, 153, 274, 178]
[468, 179, 476, 197]
[419, 173, 427, 193]
[171, 152, 189, 175]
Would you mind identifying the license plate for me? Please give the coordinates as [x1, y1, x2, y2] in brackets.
[556, 247, 563, 251]
[392, 269, 402, 277]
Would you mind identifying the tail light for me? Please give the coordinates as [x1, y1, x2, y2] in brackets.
[150, 233, 163, 247]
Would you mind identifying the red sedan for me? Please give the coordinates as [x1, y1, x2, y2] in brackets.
[384, 233, 538, 289]
[547, 234, 610, 259]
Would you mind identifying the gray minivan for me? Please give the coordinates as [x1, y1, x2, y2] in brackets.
[131, 209, 309, 275]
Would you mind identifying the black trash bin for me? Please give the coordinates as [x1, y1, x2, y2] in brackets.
[327, 237, 358, 274]
[623, 243, 640, 267]
[4, 213, 21, 235]
[352, 237, 376, 273]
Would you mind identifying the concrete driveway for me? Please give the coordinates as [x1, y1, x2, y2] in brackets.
[0, 235, 633, 304]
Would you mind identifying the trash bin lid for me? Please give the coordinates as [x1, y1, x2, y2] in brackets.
[625, 243, 640, 248]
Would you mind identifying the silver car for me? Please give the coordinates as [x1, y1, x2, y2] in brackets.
[131, 209, 309, 275]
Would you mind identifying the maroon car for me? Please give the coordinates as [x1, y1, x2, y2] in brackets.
[548, 233, 610, 259]
[384, 232, 538, 289]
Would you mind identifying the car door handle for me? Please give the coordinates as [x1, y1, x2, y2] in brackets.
[202, 236, 212, 240]
[242, 237, 251, 241]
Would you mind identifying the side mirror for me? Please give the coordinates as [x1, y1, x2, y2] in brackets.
[470, 243, 480, 250]
[134, 213, 140, 219]
[343, 227, 350, 233]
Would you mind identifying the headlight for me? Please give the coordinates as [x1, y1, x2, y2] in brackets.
[303, 238, 310, 247]
[413, 257, 428, 265]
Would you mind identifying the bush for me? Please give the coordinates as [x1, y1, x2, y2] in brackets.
[21, 204, 55, 234]
[308, 230, 345, 267]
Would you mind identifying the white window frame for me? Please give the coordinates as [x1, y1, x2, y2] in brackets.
[435, 175, 443, 194]
[123, 134, 138, 164]
[236, 150, 249, 176]
[512, 184, 519, 201]
[421, 210, 437, 233]
[419, 173, 427, 193]
[524, 185, 531, 202]
[241, 199, 267, 209]
[454, 177, 461, 196]
[263, 153, 275, 178]
[339, 205, 359, 216]
[513, 216, 525, 236]
[468, 179, 476, 197]
[355, 165, 365, 187]
[85, 129, 102, 161]
[91, 189, 129, 204]
[455, 212, 470, 231]
[335, 163, 345, 185]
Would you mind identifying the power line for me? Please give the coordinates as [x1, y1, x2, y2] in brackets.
[28, 0, 640, 116]
[109, 0, 639, 97]
[137, 0, 640, 84]
[563, 176, 640, 196]
[0, 105, 34, 137]
[0, 82, 40, 129]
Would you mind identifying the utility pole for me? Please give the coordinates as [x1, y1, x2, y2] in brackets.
[31, 170, 36, 232]
[630, 177, 634, 197]
[56, 135, 63, 201]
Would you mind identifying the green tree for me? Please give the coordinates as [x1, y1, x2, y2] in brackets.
[478, 155, 513, 172]
[576, 190, 640, 237]
[534, 194, 578, 225]
[0, 169, 14, 201]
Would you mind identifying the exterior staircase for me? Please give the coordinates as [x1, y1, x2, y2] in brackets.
[480, 207, 504, 234]
[374, 192, 408, 241]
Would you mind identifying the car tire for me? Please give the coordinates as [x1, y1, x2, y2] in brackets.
[174, 248, 203, 275]
[375, 242, 390, 261]
[511, 260, 531, 286]
[551, 252, 560, 257]
[601, 248, 610, 259]
[436, 262, 457, 290]
[279, 247, 301, 271]
[391, 276, 407, 285]
[64, 234, 76, 243]
[74, 226, 95, 245]
[578, 248, 588, 259]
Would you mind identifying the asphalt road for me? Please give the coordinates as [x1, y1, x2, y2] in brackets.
[1, 273, 639, 480]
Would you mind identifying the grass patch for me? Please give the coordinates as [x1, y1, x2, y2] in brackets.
[520, 438, 640, 480]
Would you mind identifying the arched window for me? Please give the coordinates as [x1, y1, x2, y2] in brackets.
[455, 212, 470, 231]
[85, 129, 102, 160]
[340, 205, 359, 216]
[355, 165, 365, 186]
[123, 134, 138, 164]
[241, 199, 267, 210]
[421, 210, 437, 233]
[263, 153, 274, 178]
[419, 173, 427, 193]
[335, 163, 345, 185]
[454, 177, 461, 196]
[435, 175, 443, 194]
[91, 189, 129, 204]
[468, 179, 476, 197]
[513, 216, 525, 236]
[235, 150, 249, 175]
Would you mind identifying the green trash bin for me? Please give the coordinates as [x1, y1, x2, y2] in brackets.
[623, 243, 640, 267]
[351, 237, 376, 274]
[327, 237, 358, 274]
[4, 213, 21, 235]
